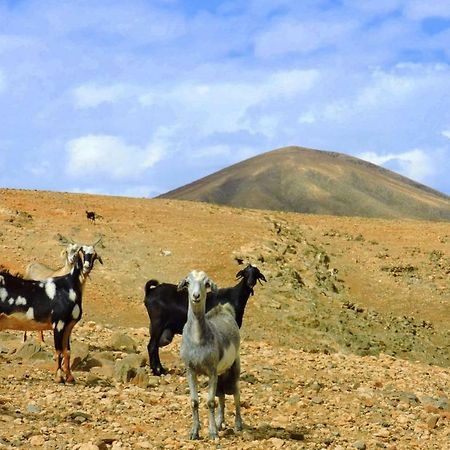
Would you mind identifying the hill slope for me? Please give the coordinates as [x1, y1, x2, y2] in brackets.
[1, 189, 449, 448]
[159, 146, 450, 221]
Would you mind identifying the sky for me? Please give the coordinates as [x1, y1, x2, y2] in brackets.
[1, 0, 450, 198]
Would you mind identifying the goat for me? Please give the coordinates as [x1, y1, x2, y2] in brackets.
[23, 243, 79, 343]
[144, 264, 266, 375]
[0, 246, 103, 383]
[86, 210, 96, 224]
[179, 270, 242, 440]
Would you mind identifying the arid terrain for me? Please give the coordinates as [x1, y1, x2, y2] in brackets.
[0, 188, 449, 449]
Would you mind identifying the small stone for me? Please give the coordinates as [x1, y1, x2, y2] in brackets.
[110, 333, 137, 353]
[426, 414, 439, 429]
[131, 368, 149, 389]
[71, 342, 90, 370]
[76, 444, 100, 450]
[86, 373, 102, 386]
[26, 404, 41, 414]
[353, 441, 366, 450]
[29, 435, 45, 446]
[268, 437, 285, 448]
[147, 376, 160, 388]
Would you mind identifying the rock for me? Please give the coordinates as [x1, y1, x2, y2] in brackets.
[90, 362, 114, 379]
[120, 353, 147, 369]
[69, 411, 91, 423]
[113, 361, 136, 383]
[110, 333, 137, 352]
[26, 404, 41, 414]
[268, 437, 285, 448]
[147, 376, 160, 388]
[29, 435, 45, 446]
[15, 342, 51, 361]
[426, 414, 440, 429]
[399, 392, 420, 405]
[353, 441, 366, 450]
[85, 373, 102, 386]
[75, 444, 100, 450]
[71, 342, 90, 370]
[131, 368, 149, 389]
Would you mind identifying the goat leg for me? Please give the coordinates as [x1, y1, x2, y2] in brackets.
[148, 331, 167, 376]
[62, 321, 77, 383]
[207, 370, 219, 440]
[187, 368, 201, 440]
[216, 393, 225, 431]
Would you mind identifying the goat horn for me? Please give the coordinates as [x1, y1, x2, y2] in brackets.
[92, 236, 102, 247]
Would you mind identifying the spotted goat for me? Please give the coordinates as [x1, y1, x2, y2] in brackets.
[0, 246, 102, 382]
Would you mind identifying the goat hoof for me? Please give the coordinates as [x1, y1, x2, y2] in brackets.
[209, 432, 219, 440]
[152, 366, 167, 376]
[55, 370, 65, 384]
[189, 431, 200, 440]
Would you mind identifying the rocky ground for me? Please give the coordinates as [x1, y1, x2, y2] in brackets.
[0, 324, 449, 450]
[0, 189, 449, 449]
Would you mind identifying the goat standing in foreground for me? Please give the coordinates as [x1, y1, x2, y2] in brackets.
[179, 271, 242, 440]
[144, 264, 266, 375]
[0, 246, 102, 382]
[23, 243, 80, 342]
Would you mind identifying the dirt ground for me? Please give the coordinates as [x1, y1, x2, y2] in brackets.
[0, 188, 449, 449]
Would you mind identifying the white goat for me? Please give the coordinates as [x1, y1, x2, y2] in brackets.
[25, 243, 80, 281]
[179, 270, 243, 440]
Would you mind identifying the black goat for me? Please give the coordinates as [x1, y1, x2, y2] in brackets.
[144, 264, 266, 375]
[86, 210, 97, 224]
[0, 247, 102, 382]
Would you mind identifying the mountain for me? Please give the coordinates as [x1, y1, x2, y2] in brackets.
[159, 146, 450, 221]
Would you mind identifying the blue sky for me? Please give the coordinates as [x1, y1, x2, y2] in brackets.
[1, 0, 450, 197]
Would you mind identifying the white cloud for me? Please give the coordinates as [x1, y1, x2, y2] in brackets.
[254, 19, 358, 58]
[65, 130, 168, 179]
[405, 1, 450, 20]
[359, 148, 436, 182]
[139, 69, 319, 136]
[442, 130, 450, 139]
[72, 83, 130, 109]
[298, 111, 316, 124]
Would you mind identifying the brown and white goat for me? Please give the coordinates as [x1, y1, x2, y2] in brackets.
[0, 246, 102, 383]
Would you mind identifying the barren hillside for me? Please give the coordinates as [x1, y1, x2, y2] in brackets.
[160, 147, 450, 221]
[1, 188, 449, 449]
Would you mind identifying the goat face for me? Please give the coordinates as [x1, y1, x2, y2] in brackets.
[79, 245, 103, 274]
[236, 264, 267, 290]
[178, 271, 217, 304]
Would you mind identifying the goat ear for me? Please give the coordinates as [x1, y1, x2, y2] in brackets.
[96, 255, 103, 265]
[207, 280, 218, 293]
[177, 279, 188, 291]
[258, 272, 267, 283]
[236, 269, 244, 279]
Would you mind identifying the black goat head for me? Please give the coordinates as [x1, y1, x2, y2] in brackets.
[236, 264, 267, 294]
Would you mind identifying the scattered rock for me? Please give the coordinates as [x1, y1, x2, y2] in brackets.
[15, 342, 51, 361]
[29, 435, 45, 447]
[71, 342, 90, 370]
[426, 414, 440, 429]
[110, 333, 137, 353]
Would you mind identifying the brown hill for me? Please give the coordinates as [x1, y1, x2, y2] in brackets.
[1, 188, 449, 448]
[159, 146, 450, 221]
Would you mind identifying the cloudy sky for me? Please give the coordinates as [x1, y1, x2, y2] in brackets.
[1, 0, 450, 197]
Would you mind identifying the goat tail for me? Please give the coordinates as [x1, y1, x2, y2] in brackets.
[145, 279, 160, 295]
